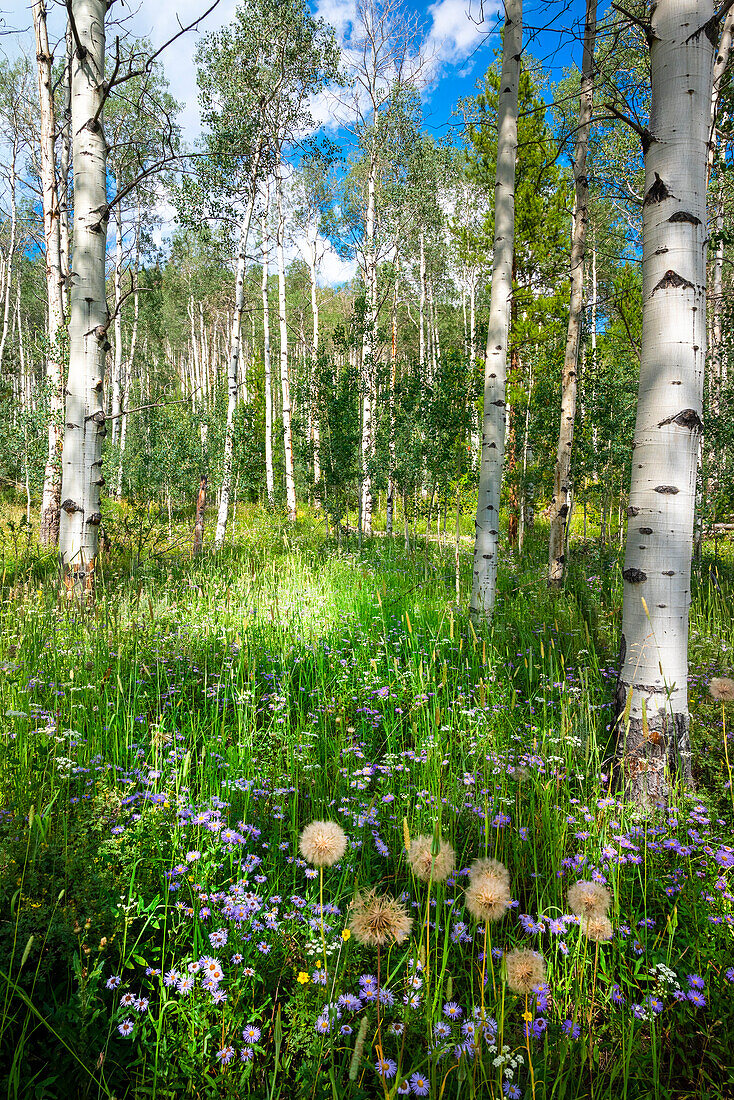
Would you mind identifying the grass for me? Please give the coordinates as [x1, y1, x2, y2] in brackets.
[0, 500, 732, 1099]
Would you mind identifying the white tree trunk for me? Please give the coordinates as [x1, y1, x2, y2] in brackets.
[0, 137, 17, 370]
[276, 168, 296, 520]
[360, 155, 377, 536]
[35, 0, 68, 547]
[308, 245, 321, 489]
[59, 0, 109, 594]
[614, 0, 714, 805]
[470, 0, 523, 621]
[110, 208, 123, 448]
[548, 0, 596, 585]
[215, 146, 262, 546]
[418, 231, 426, 370]
[261, 203, 274, 504]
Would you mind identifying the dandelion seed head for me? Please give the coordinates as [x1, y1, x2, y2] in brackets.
[299, 820, 348, 867]
[348, 889, 412, 947]
[465, 869, 512, 923]
[582, 914, 614, 942]
[568, 880, 611, 919]
[408, 834, 456, 882]
[504, 948, 546, 995]
[710, 676, 734, 702]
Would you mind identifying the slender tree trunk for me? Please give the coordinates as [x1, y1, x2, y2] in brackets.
[110, 207, 123, 448]
[548, 0, 596, 585]
[518, 357, 533, 556]
[614, 0, 714, 806]
[59, 24, 72, 313]
[307, 242, 321, 490]
[386, 280, 398, 536]
[470, 0, 523, 621]
[58, 0, 109, 595]
[261, 203, 275, 505]
[0, 138, 17, 370]
[193, 475, 207, 554]
[276, 167, 296, 521]
[34, 2, 67, 547]
[215, 151, 261, 546]
[418, 232, 426, 370]
[115, 244, 138, 501]
[361, 154, 377, 536]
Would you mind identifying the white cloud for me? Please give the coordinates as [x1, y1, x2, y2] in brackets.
[317, 239, 357, 286]
[426, 0, 501, 73]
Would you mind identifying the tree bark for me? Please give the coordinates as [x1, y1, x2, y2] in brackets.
[548, 0, 596, 585]
[261, 203, 275, 505]
[215, 144, 262, 546]
[614, 0, 714, 806]
[276, 167, 297, 520]
[58, 0, 109, 595]
[470, 0, 523, 621]
[360, 153, 377, 537]
[193, 475, 207, 554]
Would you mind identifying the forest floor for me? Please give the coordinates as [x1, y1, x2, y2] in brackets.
[0, 502, 732, 1099]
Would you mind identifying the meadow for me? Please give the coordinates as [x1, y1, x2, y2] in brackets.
[0, 502, 732, 1099]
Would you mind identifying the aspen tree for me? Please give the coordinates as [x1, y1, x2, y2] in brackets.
[470, 0, 523, 621]
[614, 0, 716, 804]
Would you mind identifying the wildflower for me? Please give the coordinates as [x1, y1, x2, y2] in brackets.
[725, 968, 734, 983]
[211, 988, 228, 1005]
[209, 928, 228, 948]
[562, 1019, 580, 1038]
[120, 992, 136, 1008]
[339, 993, 362, 1011]
[216, 1045, 235, 1064]
[177, 976, 195, 995]
[240, 1047, 254, 1062]
[465, 864, 512, 924]
[375, 1057, 397, 1079]
[411, 1072, 430, 1095]
[568, 881, 611, 919]
[105, 975, 121, 990]
[297, 971, 310, 984]
[434, 1021, 451, 1039]
[315, 1015, 331, 1034]
[504, 949, 546, 995]
[443, 1002, 462, 1020]
[687, 974, 704, 990]
[242, 1025, 261, 1044]
[408, 834, 456, 882]
[231, 953, 243, 964]
[710, 677, 734, 701]
[133, 997, 149, 1013]
[611, 985, 625, 1006]
[581, 914, 613, 942]
[299, 821, 348, 867]
[342, 928, 351, 941]
[163, 970, 179, 987]
[340, 1024, 353, 1035]
[397, 1081, 410, 1096]
[349, 890, 412, 947]
[687, 990, 706, 1007]
[200, 957, 224, 983]
[503, 1086, 522, 1100]
[117, 1019, 134, 1038]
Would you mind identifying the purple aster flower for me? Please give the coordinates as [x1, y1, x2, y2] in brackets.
[216, 1045, 235, 1065]
[105, 975, 121, 990]
[410, 1071, 430, 1095]
[562, 1019, 580, 1038]
[687, 990, 706, 1007]
[117, 1019, 134, 1037]
[687, 974, 704, 990]
[443, 1001, 462, 1020]
[375, 1057, 397, 1079]
[242, 1025, 261, 1044]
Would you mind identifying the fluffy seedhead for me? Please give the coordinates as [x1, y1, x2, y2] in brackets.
[408, 834, 456, 883]
[299, 820, 348, 868]
[710, 676, 734, 702]
[582, 914, 614, 942]
[468, 856, 510, 885]
[464, 868, 512, 923]
[349, 890, 413, 947]
[568, 880, 611, 919]
[505, 948, 546, 995]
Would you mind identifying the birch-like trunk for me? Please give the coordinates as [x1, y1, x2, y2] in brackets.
[470, 0, 523, 621]
[59, 0, 109, 594]
[614, 0, 714, 805]
[276, 168, 296, 521]
[548, 0, 596, 585]
[307, 243, 321, 489]
[110, 208, 123, 448]
[215, 146, 262, 546]
[0, 137, 17, 370]
[35, 0, 67, 546]
[261, 205, 274, 504]
[59, 24, 72, 313]
[418, 232, 426, 370]
[360, 156, 377, 537]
